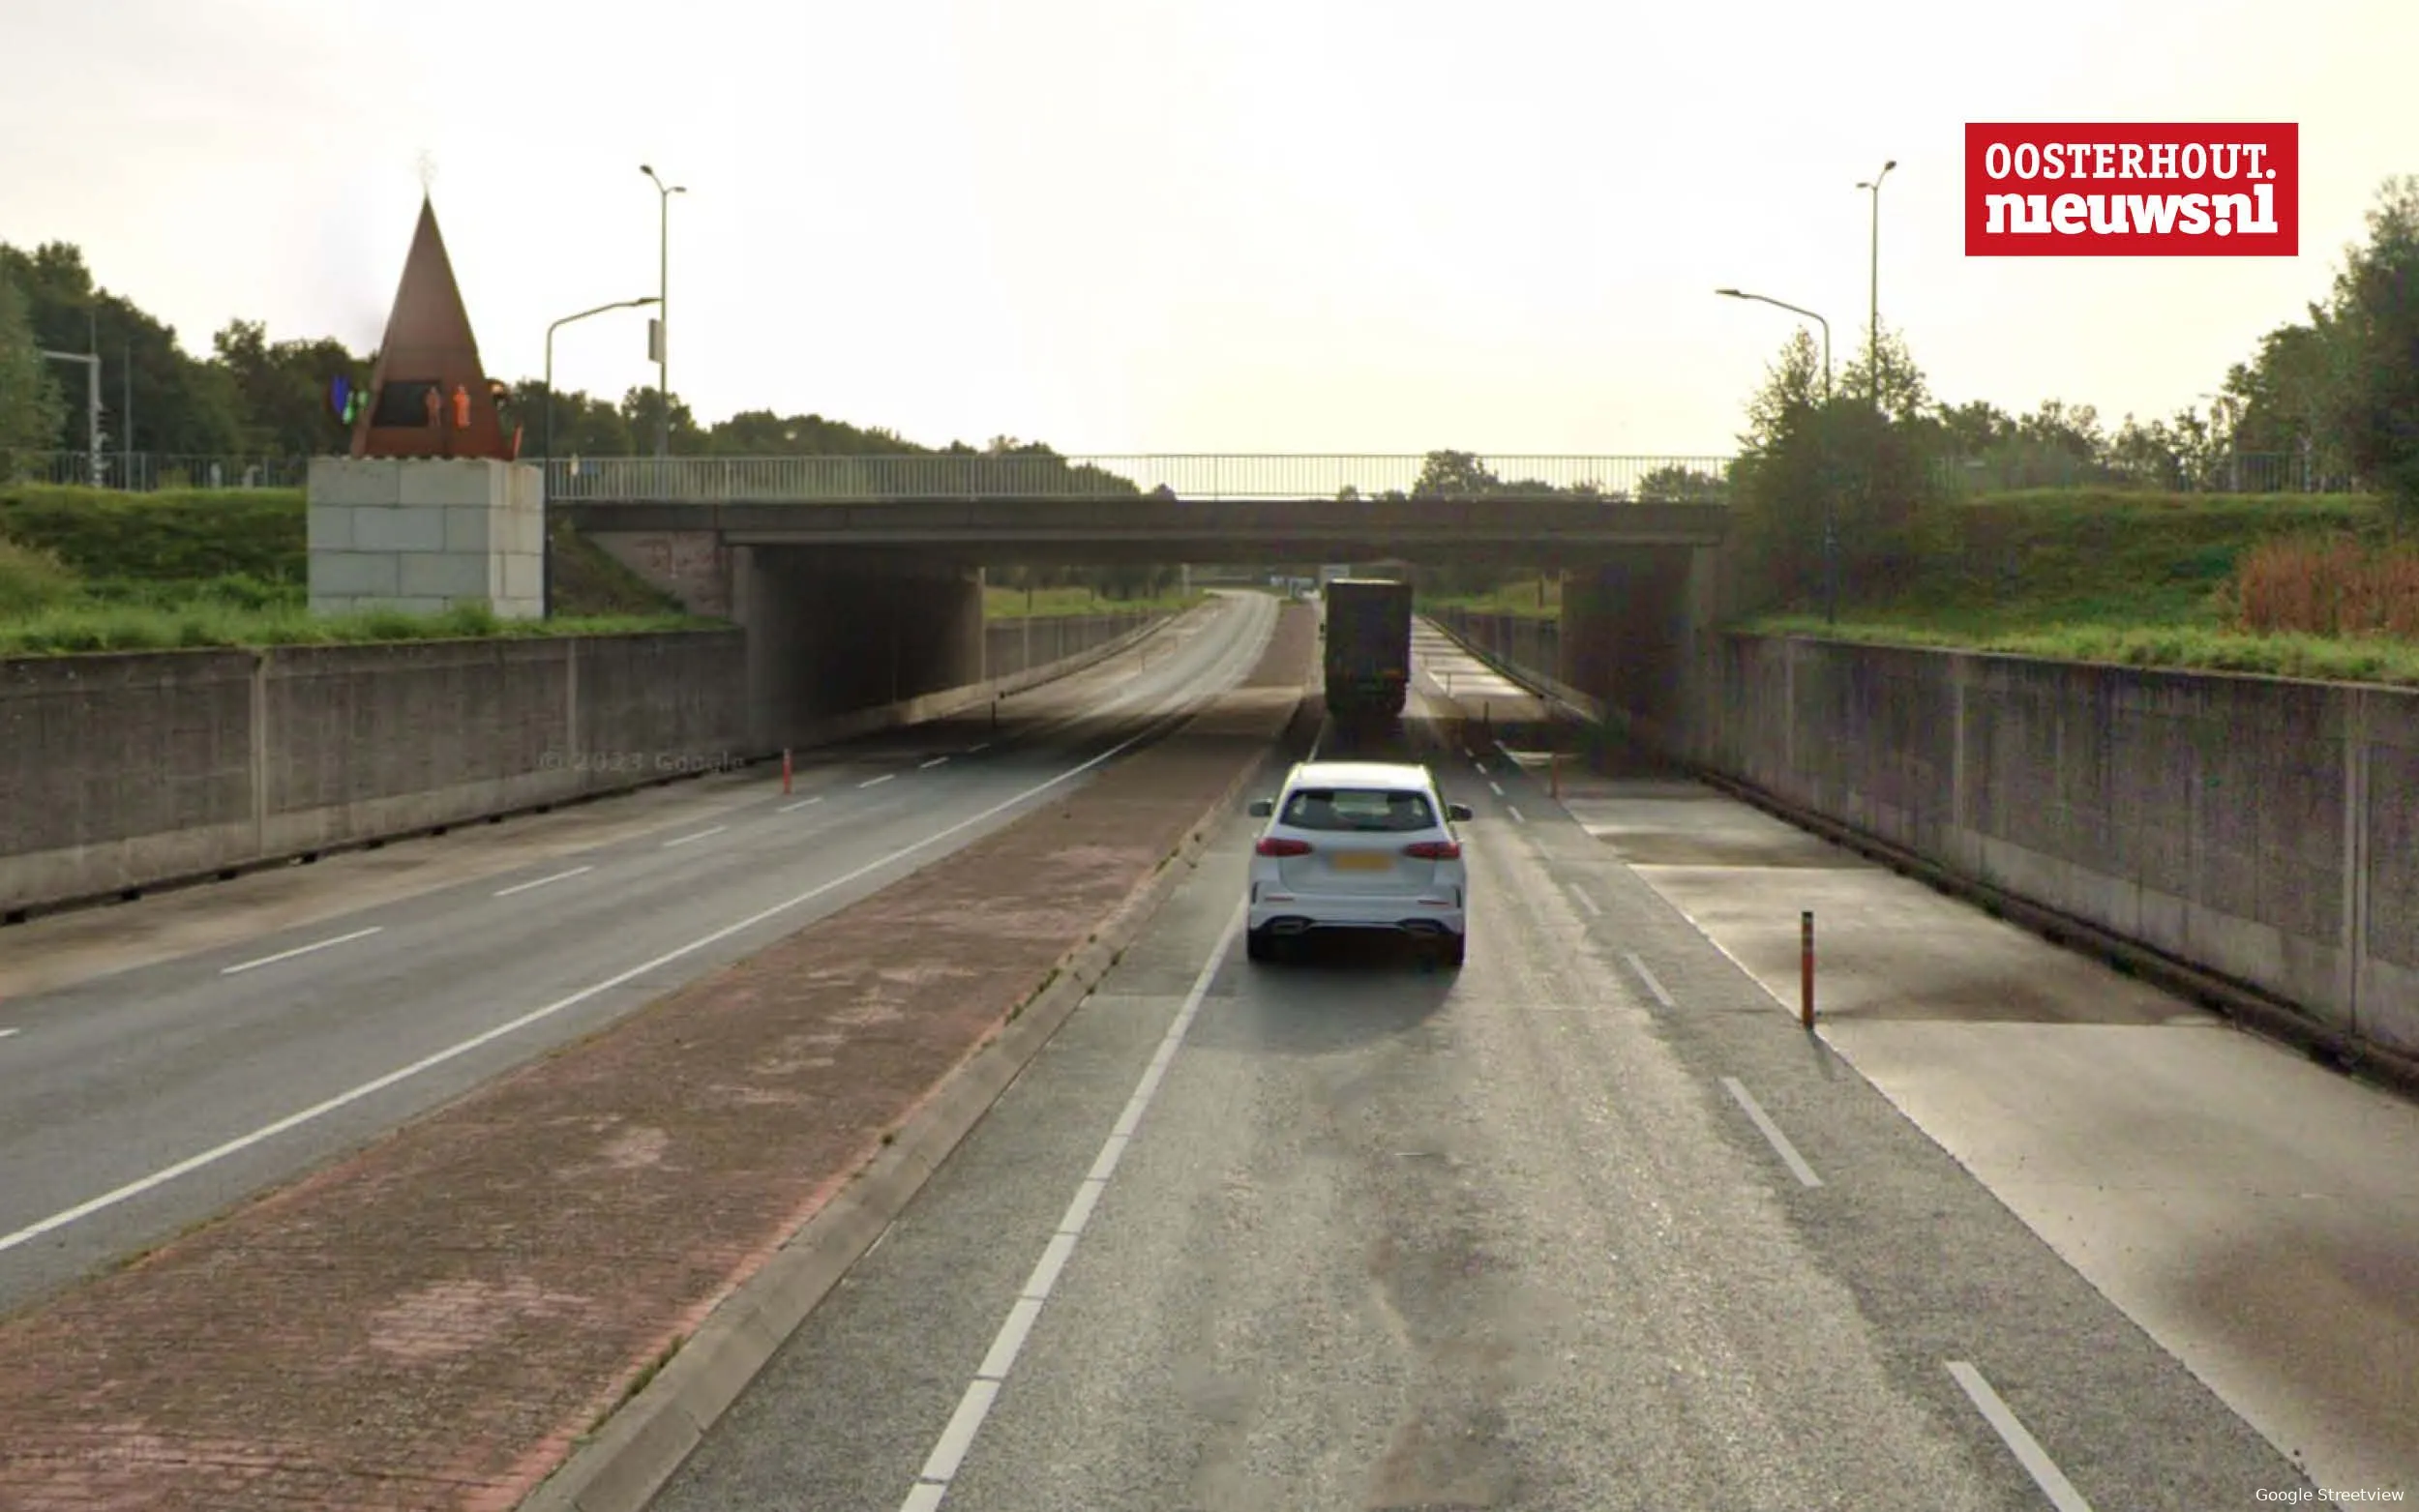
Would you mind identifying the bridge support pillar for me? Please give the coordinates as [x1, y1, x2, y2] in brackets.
[1559, 545, 1718, 756]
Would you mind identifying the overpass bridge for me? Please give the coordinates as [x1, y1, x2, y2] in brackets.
[533, 454, 1736, 757]
[550, 454, 1733, 563]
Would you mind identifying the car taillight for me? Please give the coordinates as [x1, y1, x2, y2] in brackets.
[1402, 841, 1461, 860]
[1256, 837, 1313, 857]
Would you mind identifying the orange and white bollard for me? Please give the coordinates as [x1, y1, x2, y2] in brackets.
[781, 748, 793, 795]
[1800, 909, 1816, 1029]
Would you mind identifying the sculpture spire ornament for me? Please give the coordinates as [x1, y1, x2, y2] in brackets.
[348, 191, 515, 460]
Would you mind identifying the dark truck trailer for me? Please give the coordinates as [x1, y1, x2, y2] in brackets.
[1322, 578, 1415, 718]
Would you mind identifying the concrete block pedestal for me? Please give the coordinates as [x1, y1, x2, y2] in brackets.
[308, 458, 544, 619]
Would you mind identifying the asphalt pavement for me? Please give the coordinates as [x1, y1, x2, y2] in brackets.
[0, 592, 1277, 1316]
[650, 664, 2317, 1511]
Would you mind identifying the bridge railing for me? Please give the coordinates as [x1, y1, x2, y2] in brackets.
[0, 452, 313, 490]
[539, 455, 1740, 503]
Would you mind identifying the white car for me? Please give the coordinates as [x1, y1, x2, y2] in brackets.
[1243, 760, 1473, 966]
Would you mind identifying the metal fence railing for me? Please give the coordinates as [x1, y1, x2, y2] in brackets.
[536, 454, 1742, 503]
[0, 452, 313, 490]
[1931, 451, 2362, 495]
[1, 449, 2371, 501]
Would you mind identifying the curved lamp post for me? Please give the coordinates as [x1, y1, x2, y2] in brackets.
[541, 295, 659, 615]
[1856, 160, 1896, 405]
[1717, 286, 1840, 623]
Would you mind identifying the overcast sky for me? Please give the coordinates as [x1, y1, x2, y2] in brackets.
[3, 0, 2411, 458]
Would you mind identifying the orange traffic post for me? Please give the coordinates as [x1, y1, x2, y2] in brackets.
[781, 748, 793, 795]
[1800, 909, 1816, 1029]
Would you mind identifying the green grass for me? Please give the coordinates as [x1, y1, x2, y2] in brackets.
[1431, 489, 2419, 685]
[1744, 612, 2419, 686]
[1419, 578, 1564, 619]
[0, 483, 709, 654]
[0, 601, 715, 657]
[1739, 489, 2419, 683]
[983, 585, 1209, 618]
[0, 485, 303, 579]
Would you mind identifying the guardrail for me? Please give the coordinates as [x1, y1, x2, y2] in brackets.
[538, 455, 1740, 503]
[1, 453, 312, 490]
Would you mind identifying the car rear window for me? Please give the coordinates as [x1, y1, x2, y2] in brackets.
[1280, 786, 1436, 832]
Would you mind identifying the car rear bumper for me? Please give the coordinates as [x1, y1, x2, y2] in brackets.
[1248, 894, 1465, 938]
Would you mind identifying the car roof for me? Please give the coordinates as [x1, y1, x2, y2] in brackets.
[1284, 760, 1435, 791]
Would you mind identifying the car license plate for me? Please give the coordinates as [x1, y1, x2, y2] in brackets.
[1332, 852, 1392, 872]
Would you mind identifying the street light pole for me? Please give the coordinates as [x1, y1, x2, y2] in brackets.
[1716, 288, 1831, 400]
[1856, 160, 1896, 406]
[543, 296, 659, 616]
[640, 164, 687, 459]
[1717, 287, 1839, 624]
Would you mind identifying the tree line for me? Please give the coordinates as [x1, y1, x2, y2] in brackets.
[0, 241, 1189, 598]
[1725, 174, 2419, 611]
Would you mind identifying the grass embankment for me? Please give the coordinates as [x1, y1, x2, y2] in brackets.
[0, 484, 710, 656]
[982, 584, 1210, 619]
[1749, 489, 2419, 685]
[1424, 489, 2419, 686]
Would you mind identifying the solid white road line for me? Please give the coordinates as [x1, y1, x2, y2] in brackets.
[1622, 951, 1677, 1010]
[1946, 1361, 2099, 1512]
[861, 774, 897, 788]
[921, 756, 950, 769]
[493, 866, 593, 899]
[900, 902, 1246, 1510]
[220, 927, 383, 976]
[779, 796, 824, 814]
[0, 725, 1170, 1261]
[1720, 1077, 1821, 1187]
[662, 825, 728, 848]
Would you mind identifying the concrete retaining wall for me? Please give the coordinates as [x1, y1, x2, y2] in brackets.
[0, 610, 1172, 919]
[1426, 607, 2419, 1062]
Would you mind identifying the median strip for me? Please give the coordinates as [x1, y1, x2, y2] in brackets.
[0, 600, 1316, 1512]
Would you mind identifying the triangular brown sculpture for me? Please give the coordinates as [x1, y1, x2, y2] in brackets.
[350, 195, 516, 460]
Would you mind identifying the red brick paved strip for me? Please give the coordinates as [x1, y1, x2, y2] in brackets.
[0, 604, 1317, 1512]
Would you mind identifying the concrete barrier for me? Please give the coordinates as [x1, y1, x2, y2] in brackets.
[0, 610, 1178, 921]
[1424, 608, 2419, 1071]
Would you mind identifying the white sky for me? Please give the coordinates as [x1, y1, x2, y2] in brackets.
[3, 0, 2411, 457]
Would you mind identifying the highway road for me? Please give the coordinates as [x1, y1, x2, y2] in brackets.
[649, 663, 2325, 1511]
[0, 592, 1279, 1316]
